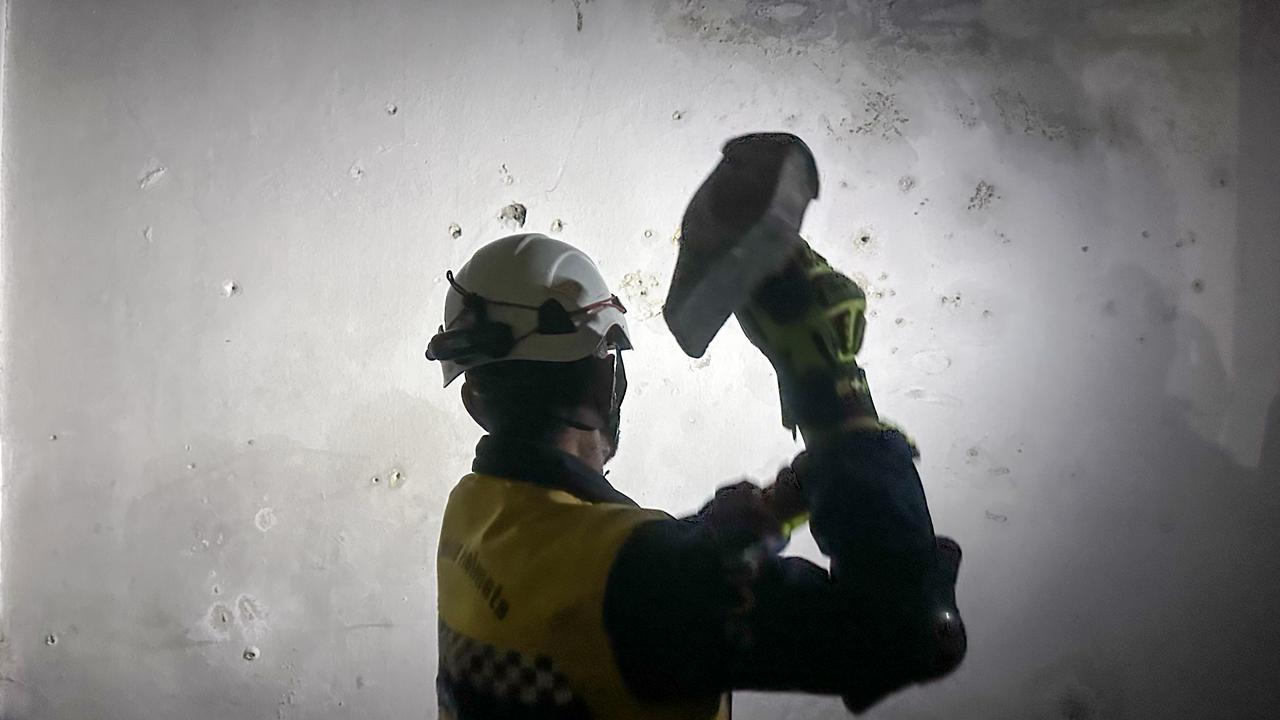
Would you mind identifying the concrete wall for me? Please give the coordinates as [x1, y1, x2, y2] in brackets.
[2, 0, 1278, 718]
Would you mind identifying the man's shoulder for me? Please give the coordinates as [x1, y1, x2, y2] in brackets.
[447, 472, 673, 544]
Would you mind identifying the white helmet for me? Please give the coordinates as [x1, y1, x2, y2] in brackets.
[426, 234, 632, 387]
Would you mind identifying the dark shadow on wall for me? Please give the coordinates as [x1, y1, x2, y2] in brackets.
[1231, 0, 1280, 465]
[936, 262, 1280, 720]
[1262, 392, 1280, 478]
[1054, 263, 1279, 719]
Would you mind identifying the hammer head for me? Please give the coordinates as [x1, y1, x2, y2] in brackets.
[663, 133, 820, 357]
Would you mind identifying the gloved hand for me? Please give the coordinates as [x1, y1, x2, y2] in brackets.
[762, 457, 810, 536]
[735, 241, 880, 442]
[697, 480, 787, 555]
[693, 480, 787, 650]
[698, 459, 813, 554]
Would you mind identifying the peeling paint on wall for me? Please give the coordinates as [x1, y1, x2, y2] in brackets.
[967, 180, 998, 210]
[138, 161, 167, 189]
[498, 202, 528, 229]
[618, 270, 664, 320]
[854, 90, 909, 139]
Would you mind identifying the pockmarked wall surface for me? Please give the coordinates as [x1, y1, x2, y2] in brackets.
[3, 1, 1278, 718]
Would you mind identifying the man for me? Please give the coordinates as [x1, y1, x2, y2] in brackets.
[426, 139, 965, 719]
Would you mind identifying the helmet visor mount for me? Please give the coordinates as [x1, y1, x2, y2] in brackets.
[603, 346, 627, 460]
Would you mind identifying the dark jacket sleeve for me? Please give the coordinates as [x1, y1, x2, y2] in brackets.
[602, 428, 965, 713]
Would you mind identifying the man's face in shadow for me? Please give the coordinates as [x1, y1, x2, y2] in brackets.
[601, 350, 626, 465]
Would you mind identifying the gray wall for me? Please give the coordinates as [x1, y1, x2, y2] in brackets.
[3, 1, 1278, 718]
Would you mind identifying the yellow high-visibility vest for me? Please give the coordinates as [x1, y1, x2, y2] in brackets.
[437, 471, 731, 720]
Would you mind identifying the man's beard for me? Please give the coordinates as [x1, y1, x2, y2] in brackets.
[602, 414, 621, 465]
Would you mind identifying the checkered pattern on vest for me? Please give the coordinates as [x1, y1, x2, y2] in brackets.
[438, 620, 591, 719]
